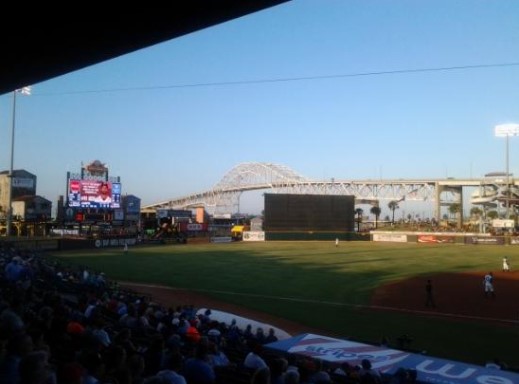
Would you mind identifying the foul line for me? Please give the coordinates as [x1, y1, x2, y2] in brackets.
[119, 281, 519, 326]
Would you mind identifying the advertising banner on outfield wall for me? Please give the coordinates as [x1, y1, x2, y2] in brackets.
[243, 231, 265, 241]
[94, 238, 137, 248]
[510, 237, 519, 245]
[210, 237, 233, 243]
[373, 233, 407, 242]
[417, 235, 455, 243]
[266, 333, 519, 384]
[465, 236, 505, 245]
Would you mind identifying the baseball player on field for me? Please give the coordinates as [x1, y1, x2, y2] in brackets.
[503, 256, 510, 272]
[483, 272, 496, 298]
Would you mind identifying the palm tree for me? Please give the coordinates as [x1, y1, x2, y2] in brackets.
[487, 210, 499, 220]
[354, 208, 363, 232]
[370, 206, 382, 229]
[448, 203, 461, 220]
[388, 200, 399, 224]
[449, 203, 462, 228]
[470, 207, 482, 218]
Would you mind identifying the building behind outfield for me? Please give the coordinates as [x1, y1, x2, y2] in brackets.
[263, 193, 356, 240]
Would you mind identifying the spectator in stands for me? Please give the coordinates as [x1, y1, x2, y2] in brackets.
[310, 359, 332, 384]
[270, 357, 288, 384]
[119, 304, 139, 329]
[334, 361, 354, 377]
[255, 327, 266, 344]
[143, 334, 166, 376]
[0, 297, 25, 333]
[18, 350, 56, 384]
[82, 268, 90, 284]
[79, 349, 106, 384]
[244, 341, 268, 370]
[183, 343, 216, 384]
[207, 341, 231, 367]
[127, 353, 146, 384]
[156, 351, 187, 384]
[243, 324, 254, 341]
[198, 309, 212, 325]
[113, 328, 139, 355]
[103, 345, 127, 383]
[88, 317, 112, 349]
[225, 319, 241, 348]
[285, 369, 300, 384]
[251, 366, 271, 384]
[177, 317, 190, 336]
[359, 359, 382, 383]
[27, 326, 51, 355]
[58, 362, 85, 384]
[84, 298, 99, 320]
[4, 256, 24, 282]
[0, 332, 34, 384]
[286, 355, 300, 374]
[206, 321, 222, 345]
[265, 328, 279, 344]
[185, 319, 202, 344]
[390, 367, 409, 384]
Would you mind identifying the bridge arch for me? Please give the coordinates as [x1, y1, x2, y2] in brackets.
[142, 162, 485, 224]
[214, 162, 309, 191]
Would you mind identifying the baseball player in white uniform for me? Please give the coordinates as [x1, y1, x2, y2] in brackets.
[503, 257, 510, 272]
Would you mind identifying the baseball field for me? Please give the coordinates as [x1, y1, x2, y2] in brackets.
[52, 240, 519, 369]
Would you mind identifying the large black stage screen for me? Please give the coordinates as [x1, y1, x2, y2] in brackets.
[264, 194, 355, 231]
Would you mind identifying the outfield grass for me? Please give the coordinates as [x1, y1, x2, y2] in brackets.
[52, 241, 519, 367]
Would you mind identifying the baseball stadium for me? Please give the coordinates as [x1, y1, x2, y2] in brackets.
[4, 2, 519, 383]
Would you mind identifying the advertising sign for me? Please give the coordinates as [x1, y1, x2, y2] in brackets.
[465, 236, 505, 245]
[266, 333, 519, 384]
[417, 235, 455, 243]
[373, 233, 407, 242]
[243, 231, 266, 241]
[178, 223, 209, 232]
[68, 179, 121, 209]
[492, 219, 515, 229]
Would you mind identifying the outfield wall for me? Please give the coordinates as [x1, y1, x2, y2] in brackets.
[371, 231, 517, 245]
[0, 236, 140, 251]
[265, 232, 370, 241]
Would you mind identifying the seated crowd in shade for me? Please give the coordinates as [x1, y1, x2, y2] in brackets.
[0, 243, 422, 384]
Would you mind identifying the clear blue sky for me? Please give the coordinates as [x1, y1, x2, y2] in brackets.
[1, 0, 519, 217]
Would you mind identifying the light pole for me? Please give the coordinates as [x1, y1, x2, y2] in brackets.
[494, 123, 519, 220]
[6, 86, 31, 237]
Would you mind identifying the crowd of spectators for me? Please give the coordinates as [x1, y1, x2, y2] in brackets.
[0, 244, 417, 384]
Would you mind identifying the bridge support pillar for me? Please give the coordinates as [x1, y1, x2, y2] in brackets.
[436, 184, 464, 229]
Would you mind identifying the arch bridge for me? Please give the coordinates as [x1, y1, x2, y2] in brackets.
[142, 162, 515, 224]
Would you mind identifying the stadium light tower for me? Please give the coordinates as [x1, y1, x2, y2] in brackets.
[6, 86, 31, 237]
[494, 123, 519, 219]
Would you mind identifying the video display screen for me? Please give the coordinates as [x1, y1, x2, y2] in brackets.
[68, 180, 121, 208]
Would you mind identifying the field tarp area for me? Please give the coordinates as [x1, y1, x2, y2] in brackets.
[265, 333, 518, 384]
